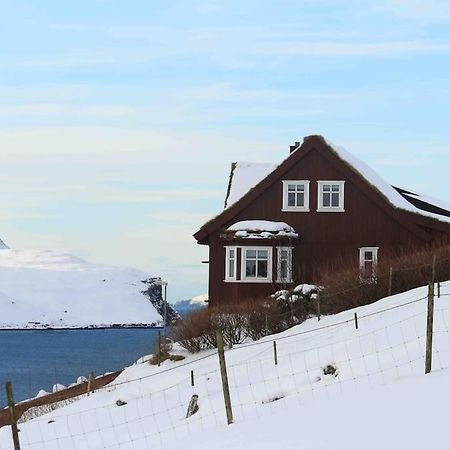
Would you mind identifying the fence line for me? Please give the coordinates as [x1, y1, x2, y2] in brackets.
[2, 281, 449, 450]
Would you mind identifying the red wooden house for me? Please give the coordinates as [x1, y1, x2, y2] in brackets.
[194, 135, 450, 305]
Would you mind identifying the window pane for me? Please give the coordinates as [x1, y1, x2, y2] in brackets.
[288, 192, 296, 206]
[246, 250, 256, 259]
[296, 192, 304, 206]
[257, 250, 268, 259]
[288, 184, 296, 192]
[280, 249, 288, 259]
[331, 184, 340, 192]
[364, 251, 373, 261]
[246, 260, 256, 277]
[229, 260, 235, 278]
[331, 192, 340, 207]
[229, 249, 235, 258]
[323, 192, 331, 207]
[280, 260, 287, 279]
[323, 184, 331, 193]
[257, 260, 268, 278]
[297, 184, 305, 192]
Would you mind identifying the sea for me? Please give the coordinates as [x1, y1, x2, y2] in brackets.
[0, 328, 161, 407]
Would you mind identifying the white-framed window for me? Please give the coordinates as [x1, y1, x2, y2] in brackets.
[317, 181, 345, 212]
[277, 247, 293, 283]
[282, 180, 310, 211]
[225, 247, 237, 281]
[241, 247, 273, 282]
[359, 247, 379, 280]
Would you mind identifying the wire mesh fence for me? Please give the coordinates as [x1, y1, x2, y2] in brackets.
[2, 281, 449, 450]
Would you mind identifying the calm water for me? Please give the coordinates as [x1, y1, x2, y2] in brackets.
[0, 328, 161, 407]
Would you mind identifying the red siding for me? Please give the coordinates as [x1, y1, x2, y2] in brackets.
[202, 143, 449, 305]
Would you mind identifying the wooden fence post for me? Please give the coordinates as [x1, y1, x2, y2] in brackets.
[354, 312, 359, 330]
[388, 266, 393, 297]
[191, 370, 195, 387]
[158, 331, 161, 367]
[437, 282, 441, 298]
[87, 372, 95, 396]
[317, 294, 321, 321]
[186, 394, 199, 418]
[273, 341, 278, 365]
[425, 282, 435, 375]
[432, 255, 437, 282]
[5, 381, 21, 450]
[215, 330, 233, 425]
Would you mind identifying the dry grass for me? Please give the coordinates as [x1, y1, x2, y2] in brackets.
[319, 244, 450, 315]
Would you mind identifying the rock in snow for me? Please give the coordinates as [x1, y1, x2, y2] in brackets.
[0, 248, 172, 329]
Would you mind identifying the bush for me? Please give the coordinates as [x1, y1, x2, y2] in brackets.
[319, 244, 450, 315]
[170, 308, 216, 353]
[149, 336, 185, 365]
[171, 298, 297, 352]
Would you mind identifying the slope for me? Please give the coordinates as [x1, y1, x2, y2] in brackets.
[1, 281, 449, 449]
[0, 249, 163, 329]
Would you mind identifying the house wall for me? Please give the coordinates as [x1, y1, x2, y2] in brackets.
[207, 147, 436, 305]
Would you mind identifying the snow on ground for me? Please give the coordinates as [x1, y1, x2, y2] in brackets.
[0, 249, 162, 329]
[1, 282, 450, 449]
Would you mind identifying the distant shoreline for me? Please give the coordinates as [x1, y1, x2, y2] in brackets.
[0, 324, 163, 331]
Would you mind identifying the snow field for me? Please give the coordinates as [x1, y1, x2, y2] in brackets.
[0, 249, 162, 328]
[1, 282, 450, 450]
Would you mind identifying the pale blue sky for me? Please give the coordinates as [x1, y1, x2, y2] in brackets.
[1, 0, 449, 302]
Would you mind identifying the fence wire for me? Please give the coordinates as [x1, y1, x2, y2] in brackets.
[2, 282, 449, 450]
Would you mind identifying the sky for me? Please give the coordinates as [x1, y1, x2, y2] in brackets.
[0, 0, 449, 303]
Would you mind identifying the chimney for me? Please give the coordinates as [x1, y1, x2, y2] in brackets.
[289, 141, 301, 153]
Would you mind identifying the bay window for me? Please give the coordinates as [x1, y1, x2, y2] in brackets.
[277, 247, 293, 283]
[242, 248, 272, 282]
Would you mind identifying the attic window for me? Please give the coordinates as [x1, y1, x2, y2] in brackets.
[317, 181, 345, 212]
[282, 181, 310, 212]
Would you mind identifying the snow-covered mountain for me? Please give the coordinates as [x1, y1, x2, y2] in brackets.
[0, 247, 168, 329]
[173, 293, 207, 316]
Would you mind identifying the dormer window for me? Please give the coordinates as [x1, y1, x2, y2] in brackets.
[282, 181, 310, 212]
[317, 181, 345, 212]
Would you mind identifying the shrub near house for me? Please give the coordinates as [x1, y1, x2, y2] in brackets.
[194, 135, 450, 306]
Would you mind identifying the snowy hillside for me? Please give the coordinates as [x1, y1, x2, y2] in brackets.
[0, 249, 164, 329]
[2, 281, 449, 449]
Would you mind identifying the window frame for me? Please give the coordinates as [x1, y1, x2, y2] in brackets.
[276, 246, 293, 283]
[317, 180, 345, 212]
[240, 247, 273, 283]
[224, 246, 237, 281]
[359, 246, 379, 280]
[282, 180, 310, 212]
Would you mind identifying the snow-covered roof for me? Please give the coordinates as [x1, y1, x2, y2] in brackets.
[225, 162, 278, 207]
[223, 138, 450, 224]
[323, 139, 450, 224]
[226, 220, 299, 239]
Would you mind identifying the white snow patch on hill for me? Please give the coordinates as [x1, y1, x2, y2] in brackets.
[0, 249, 162, 329]
[2, 282, 450, 449]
